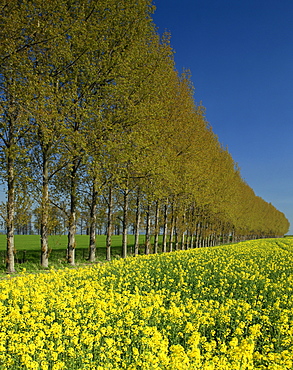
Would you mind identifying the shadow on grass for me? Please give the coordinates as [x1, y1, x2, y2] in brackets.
[0, 244, 157, 275]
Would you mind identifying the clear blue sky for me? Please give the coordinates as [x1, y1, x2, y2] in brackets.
[153, 0, 293, 234]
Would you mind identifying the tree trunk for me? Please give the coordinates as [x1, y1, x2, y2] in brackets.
[106, 186, 113, 261]
[40, 151, 49, 268]
[190, 233, 194, 249]
[145, 203, 151, 255]
[195, 222, 200, 248]
[67, 160, 78, 265]
[134, 191, 141, 256]
[231, 227, 235, 243]
[174, 215, 179, 250]
[162, 203, 168, 253]
[181, 213, 186, 250]
[88, 180, 97, 263]
[153, 200, 160, 254]
[181, 232, 185, 250]
[6, 153, 15, 274]
[169, 204, 175, 252]
[122, 188, 129, 258]
[186, 230, 190, 249]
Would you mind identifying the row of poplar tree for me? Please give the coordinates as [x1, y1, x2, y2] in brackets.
[0, 0, 289, 273]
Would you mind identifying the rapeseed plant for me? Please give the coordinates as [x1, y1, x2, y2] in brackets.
[0, 238, 293, 369]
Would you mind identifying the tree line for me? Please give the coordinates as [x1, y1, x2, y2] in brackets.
[0, 0, 289, 273]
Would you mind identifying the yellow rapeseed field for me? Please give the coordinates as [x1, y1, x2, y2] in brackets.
[1, 238, 293, 369]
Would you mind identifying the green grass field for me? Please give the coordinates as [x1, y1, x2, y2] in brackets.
[0, 234, 159, 275]
[0, 234, 148, 251]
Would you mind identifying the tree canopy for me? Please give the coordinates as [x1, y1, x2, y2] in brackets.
[0, 0, 289, 271]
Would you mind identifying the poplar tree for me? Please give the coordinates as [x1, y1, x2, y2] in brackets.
[0, 0, 35, 272]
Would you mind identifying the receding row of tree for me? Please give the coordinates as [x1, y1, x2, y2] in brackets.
[0, 0, 289, 273]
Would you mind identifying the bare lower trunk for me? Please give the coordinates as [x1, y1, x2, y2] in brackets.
[67, 212, 76, 265]
[122, 189, 129, 258]
[162, 203, 168, 253]
[186, 231, 190, 250]
[231, 228, 235, 243]
[134, 191, 141, 256]
[106, 186, 113, 261]
[6, 154, 15, 274]
[190, 233, 194, 249]
[181, 233, 185, 250]
[196, 223, 201, 247]
[145, 204, 151, 255]
[88, 181, 97, 263]
[153, 201, 160, 254]
[40, 153, 49, 268]
[169, 204, 175, 252]
[181, 213, 186, 250]
[67, 161, 78, 265]
[174, 216, 179, 250]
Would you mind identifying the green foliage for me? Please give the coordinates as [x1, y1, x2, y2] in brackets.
[0, 0, 289, 272]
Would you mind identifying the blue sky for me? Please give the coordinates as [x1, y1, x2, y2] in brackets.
[153, 0, 293, 234]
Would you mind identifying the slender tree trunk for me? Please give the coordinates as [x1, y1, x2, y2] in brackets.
[190, 233, 194, 249]
[122, 188, 129, 258]
[134, 190, 141, 256]
[6, 153, 15, 274]
[189, 206, 196, 249]
[231, 227, 235, 243]
[200, 224, 204, 248]
[153, 200, 160, 254]
[67, 160, 78, 265]
[88, 180, 97, 262]
[181, 213, 186, 250]
[106, 186, 113, 261]
[205, 223, 209, 247]
[169, 204, 175, 252]
[186, 230, 190, 249]
[210, 230, 214, 247]
[195, 222, 200, 248]
[40, 151, 49, 268]
[208, 225, 213, 247]
[174, 215, 179, 250]
[202, 225, 206, 247]
[162, 203, 168, 253]
[219, 223, 224, 245]
[181, 232, 185, 250]
[145, 203, 151, 255]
